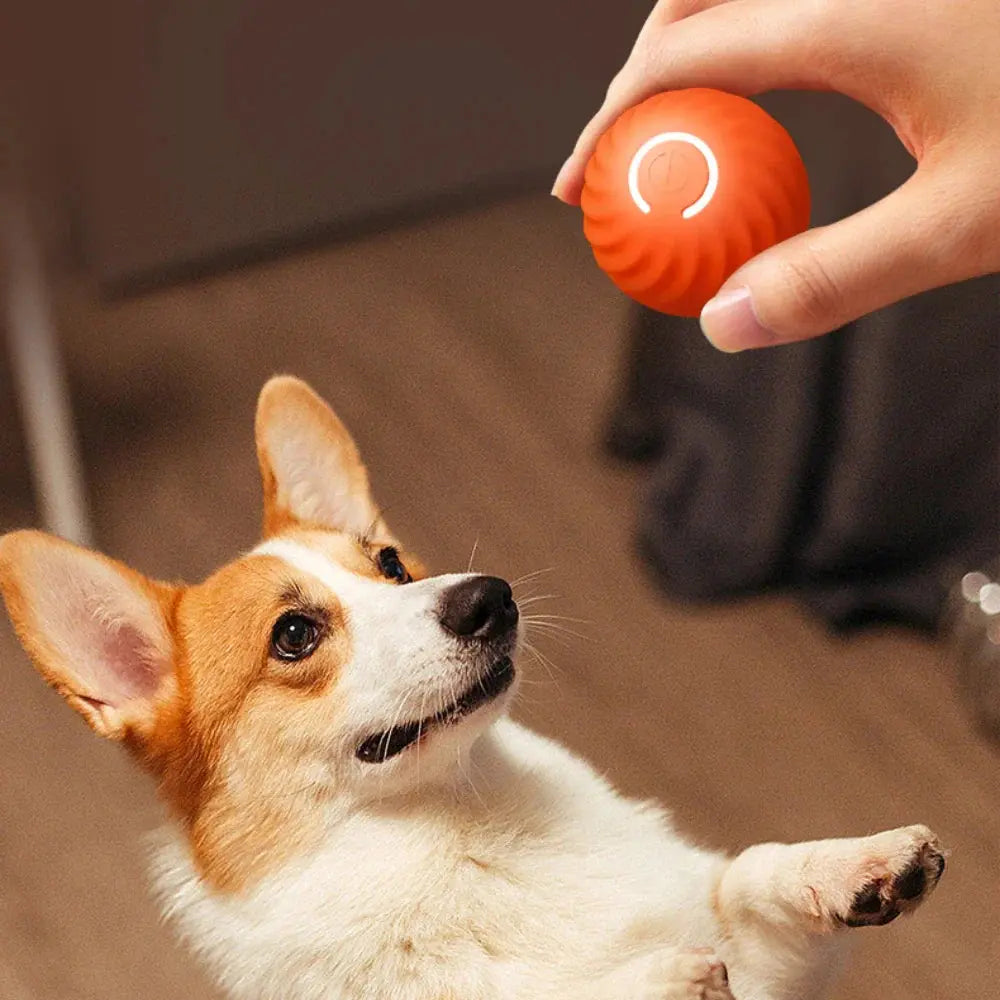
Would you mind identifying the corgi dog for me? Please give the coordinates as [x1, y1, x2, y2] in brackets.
[0, 376, 945, 1000]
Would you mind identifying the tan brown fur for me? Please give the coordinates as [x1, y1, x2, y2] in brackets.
[157, 527, 421, 890]
[169, 552, 353, 890]
[256, 375, 386, 540]
[0, 378, 430, 894]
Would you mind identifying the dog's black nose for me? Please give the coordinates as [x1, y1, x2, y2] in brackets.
[439, 576, 518, 640]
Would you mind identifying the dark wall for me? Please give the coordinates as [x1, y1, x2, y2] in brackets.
[16, 0, 651, 284]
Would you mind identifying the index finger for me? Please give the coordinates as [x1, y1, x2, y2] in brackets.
[551, 0, 738, 203]
[552, 0, 825, 204]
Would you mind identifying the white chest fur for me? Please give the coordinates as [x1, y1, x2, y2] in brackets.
[152, 720, 725, 1000]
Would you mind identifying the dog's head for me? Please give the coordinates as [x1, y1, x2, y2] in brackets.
[0, 377, 520, 889]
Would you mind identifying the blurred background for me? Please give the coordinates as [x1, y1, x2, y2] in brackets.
[1, 2, 998, 999]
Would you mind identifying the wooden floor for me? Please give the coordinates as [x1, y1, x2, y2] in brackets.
[1, 194, 997, 999]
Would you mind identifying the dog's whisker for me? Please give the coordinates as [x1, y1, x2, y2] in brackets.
[507, 686, 547, 713]
[521, 615, 590, 629]
[467, 535, 481, 574]
[415, 687, 428, 783]
[520, 612, 589, 625]
[511, 671, 550, 686]
[455, 741, 486, 810]
[523, 622, 590, 644]
[509, 567, 554, 589]
[531, 650, 563, 680]
[528, 637, 586, 652]
[526, 635, 577, 653]
[522, 614, 591, 637]
[374, 689, 415, 801]
[516, 594, 559, 608]
[521, 640, 564, 682]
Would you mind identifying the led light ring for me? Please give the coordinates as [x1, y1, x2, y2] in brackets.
[627, 131, 719, 220]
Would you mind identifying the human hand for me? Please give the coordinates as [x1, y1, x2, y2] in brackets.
[553, 0, 1000, 351]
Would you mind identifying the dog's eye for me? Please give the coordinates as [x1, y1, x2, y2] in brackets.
[270, 613, 321, 661]
[376, 546, 411, 584]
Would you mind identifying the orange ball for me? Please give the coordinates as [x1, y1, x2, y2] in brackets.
[581, 89, 811, 317]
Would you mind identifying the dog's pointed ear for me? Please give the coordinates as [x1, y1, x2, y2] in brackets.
[255, 376, 382, 537]
[0, 531, 178, 740]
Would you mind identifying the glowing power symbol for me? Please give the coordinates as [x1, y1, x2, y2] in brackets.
[627, 132, 719, 219]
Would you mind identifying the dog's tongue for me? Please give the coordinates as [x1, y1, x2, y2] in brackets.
[356, 721, 422, 764]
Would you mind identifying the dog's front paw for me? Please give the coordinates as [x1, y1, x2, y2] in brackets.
[836, 825, 946, 928]
[645, 948, 734, 1000]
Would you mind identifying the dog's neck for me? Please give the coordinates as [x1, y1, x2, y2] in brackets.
[150, 719, 596, 991]
[149, 718, 728, 1000]
[327, 720, 573, 847]
[155, 718, 566, 894]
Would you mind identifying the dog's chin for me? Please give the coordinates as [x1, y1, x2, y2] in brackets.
[355, 657, 517, 765]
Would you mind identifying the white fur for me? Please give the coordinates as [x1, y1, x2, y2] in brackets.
[1, 381, 943, 1000]
[251, 538, 518, 786]
[149, 541, 944, 1000]
[153, 719, 728, 1000]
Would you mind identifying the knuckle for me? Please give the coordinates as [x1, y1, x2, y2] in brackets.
[775, 250, 846, 329]
[943, 191, 1000, 276]
[604, 69, 629, 103]
[649, 0, 719, 24]
[898, 165, 1000, 283]
[621, 38, 668, 97]
[616, 0, 703, 103]
[649, 0, 694, 25]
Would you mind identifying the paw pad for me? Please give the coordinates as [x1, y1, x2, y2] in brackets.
[843, 840, 946, 928]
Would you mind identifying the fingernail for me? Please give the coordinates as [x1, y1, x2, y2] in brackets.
[699, 287, 771, 352]
[551, 157, 573, 198]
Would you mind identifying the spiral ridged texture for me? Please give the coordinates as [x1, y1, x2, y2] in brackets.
[581, 90, 811, 317]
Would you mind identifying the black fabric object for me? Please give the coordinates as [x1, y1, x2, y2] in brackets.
[604, 92, 1000, 633]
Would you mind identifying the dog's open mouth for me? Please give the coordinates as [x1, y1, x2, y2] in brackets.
[356, 657, 515, 764]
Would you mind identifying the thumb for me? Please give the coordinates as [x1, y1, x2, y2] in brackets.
[698, 167, 982, 351]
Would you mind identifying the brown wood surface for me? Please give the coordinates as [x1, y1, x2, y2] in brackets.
[0, 195, 996, 998]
